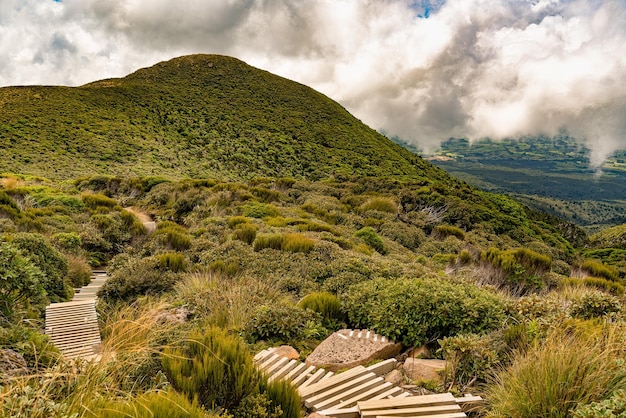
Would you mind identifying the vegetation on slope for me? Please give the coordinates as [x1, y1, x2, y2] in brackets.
[0, 54, 443, 181]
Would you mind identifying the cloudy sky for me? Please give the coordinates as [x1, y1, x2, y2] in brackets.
[1, 0, 625, 165]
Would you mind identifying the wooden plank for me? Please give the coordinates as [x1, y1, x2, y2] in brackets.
[320, 371, 335, 381]
[258, 353, 281, 370]
[315, 406, 360, 418]
[360, 404, 462, 417]
[300, 366, 368, 398]
[313, 376, 385, 411]
[284, 362, 308, 382]
[291, 365, 317, 387]
[270, 359, 298, 381]
[374, 414, 465, 418]
[334, 382, 395, 409]
[265, 356, 290, 375]
[358, 393, 456, 411]
[298, 368, 326, 391]
[305, 372, 377, 409]
[366, 359, 397, 376]
[254, 349, 271, 362]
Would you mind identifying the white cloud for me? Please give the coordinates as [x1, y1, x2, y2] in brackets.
[0, 0, 624, 165]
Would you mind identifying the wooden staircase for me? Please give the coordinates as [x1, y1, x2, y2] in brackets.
[255, 349, 482, 418]
[44, 271, 108, 360]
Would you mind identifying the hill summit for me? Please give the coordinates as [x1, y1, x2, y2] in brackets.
[0, 54, 442, 181]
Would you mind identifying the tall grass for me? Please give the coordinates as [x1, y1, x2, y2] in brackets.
[487, 323, 626, 417]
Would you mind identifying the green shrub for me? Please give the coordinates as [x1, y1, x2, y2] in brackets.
[573, 389, 626, 417]
[457, 249, 473, 265]
[440, 333, 503, 391]
[162, 326, 262, 410]
[282, 234, 315, 253]
[8, 232, 72, 302]
[155, 252, 187, 273]
[581, 259, 619, 282]
[234, 223, 258, 245]
[254, 234, 285, 252]
[296, 221, 337, 235]
[51, 232, 82, 253]
[378, 221, 424, 250]
[98, 257, 179, 303]
[432, 225, 466, 240]
[582, 277, 624, 295]
[360, 197, 397, 213]
[570, 291, 622, 319]
[0, 241, 48, 322]
[243, 202, 279, 219]
[153, 225, 192, 251]
[82, 193, 117, 210]
[481, 247, 553, 294]
[245, 302, 321, 343]
[299, 292, 344, 328]
[94, 390, 210, 418]
[487, 326, 626, 417]
[228, 216, 250, 228]
[251, 187, 281, 203]
[343, 278, 506, 346]
[354, 227, 386, 255]
[0, 324, 61, 368]
[232, 393, 282, 418]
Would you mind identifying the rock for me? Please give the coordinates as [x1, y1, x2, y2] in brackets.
[270, 345, 299, 360]
[306, 329, 402, 372]
[0, 349, 28, 378]
[156, 307, 190, 323]
[384, 369, 404, 386]
[403, 358, 447, 383]
[407, 345, 431, 359]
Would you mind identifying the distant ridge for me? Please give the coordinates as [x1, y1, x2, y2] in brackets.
[0, 54, 445, 181]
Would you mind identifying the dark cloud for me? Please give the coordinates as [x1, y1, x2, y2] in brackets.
[0, 0, 624, 164]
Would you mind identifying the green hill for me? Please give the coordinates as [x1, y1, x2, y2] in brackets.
[0, 54, 442, 181]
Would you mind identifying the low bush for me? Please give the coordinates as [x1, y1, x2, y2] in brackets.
[245, 302, 321, 343]
[354, 227, 386, 255]
[432, 225, 466, 240]
[82, 193, 117, 210]
[66, 254, 92, 287]
[0, 324, 61, 368]
[233, 223, 258, 245]
[254, 234, 284, 251]
[343, 278, 506, 346]
[242, 202, 279, 219]
[162, 326, 262, 410]
[581, 259, 620, 282]
[570, 291, 622, 319]
[572, 389, 626, 418]
[228, 216, 250, 228]
[299, 292, 344, 328]
[155, 252, 187, 273]
[259, 377, 303, 418]
[253, 234, 314, 253]
[51, 232, 82, 253]
[153, 224, 191, 251]
[360, 197, 397, 214]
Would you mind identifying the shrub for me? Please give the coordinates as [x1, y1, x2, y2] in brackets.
[360, 197, 397, 214]
[228, 216, 250, 228]
[153, 225, 191, 251]
[0, 241, 48, 322]
[8, 233, 71, 302]
[570, 291, 622, 319]
[232, 393, 282, 418]
[66, 254, 92, 287]
[282, 234, 315, 253]
[480, 247, 553, 294]
[51, 232, 82, 253]
[259, 377, 303, 418]
[0, 324, 61, 368]
[299, 292, 344, 328]
[94, 390, 210, 418]
[581, 259, 619, 282]
[432, 225, 466, 240]
[487, 325, 626, 417]
[245, 302, 321, 343]
[98, 257, 179, 303]
[243, 202, 279, 219]
[343, 278, 506, 346]
[82, 193, 117, 210]
[457, 249, 473, 265]
[572, 389, 626, 418]
[162, 327, 262, 410]
[354, 227, 386, 255]
[155, 252, 187, 273]
[254, 234, 284, 252]
[378, 221, 424, 250]
[234, 223, 258, 245]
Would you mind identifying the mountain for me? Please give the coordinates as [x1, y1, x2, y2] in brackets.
[0, 54, 443, 181]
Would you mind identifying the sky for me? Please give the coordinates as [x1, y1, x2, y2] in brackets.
[1, 0, 625, 166]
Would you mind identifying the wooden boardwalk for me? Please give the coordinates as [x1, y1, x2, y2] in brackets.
[44, 271, 107, 360]
[255, 349, 482, 418]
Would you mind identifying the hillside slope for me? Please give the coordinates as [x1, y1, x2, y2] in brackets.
[0, 54, 443, 181]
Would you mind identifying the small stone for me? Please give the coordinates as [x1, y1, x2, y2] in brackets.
[270, 345, 299, 360]
[0, 349, 28, 378]
[384, 369, 404, 385]
[402, 358, 447, 383]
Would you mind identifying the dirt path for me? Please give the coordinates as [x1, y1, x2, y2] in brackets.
[124, 206, 157, 233]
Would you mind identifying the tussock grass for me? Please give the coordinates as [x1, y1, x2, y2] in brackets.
[487, 323, 626, 417]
